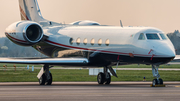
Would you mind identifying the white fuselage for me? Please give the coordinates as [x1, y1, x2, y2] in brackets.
[44, 25, 175, 59]
[5, 21, 175, 65]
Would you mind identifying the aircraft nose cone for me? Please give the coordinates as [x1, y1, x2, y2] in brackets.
[156, 45, 175, 58]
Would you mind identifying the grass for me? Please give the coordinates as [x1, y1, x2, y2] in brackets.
[1, 63, 180, 68]
[0, 63, 42, 68]
[0, 67, 180, 82]
[0, 63, 180, 82]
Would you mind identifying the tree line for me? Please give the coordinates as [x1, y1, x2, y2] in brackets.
[167, 30, 180, 55]
[0, 37, 45, 57]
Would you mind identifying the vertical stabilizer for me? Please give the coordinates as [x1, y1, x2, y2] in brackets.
[19, 0, 45, 22]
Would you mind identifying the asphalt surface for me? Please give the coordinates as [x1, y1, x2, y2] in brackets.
[0, 82, 180, 101]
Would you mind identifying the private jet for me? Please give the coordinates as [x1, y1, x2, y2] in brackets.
[1, 0, 176, 86]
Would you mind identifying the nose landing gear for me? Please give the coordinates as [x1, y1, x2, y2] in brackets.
[151, 65, 165, 87]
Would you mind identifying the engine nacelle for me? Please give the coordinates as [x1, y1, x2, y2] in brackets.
[5, 21, 44, 46]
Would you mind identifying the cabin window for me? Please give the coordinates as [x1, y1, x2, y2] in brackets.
[138, 33, 145, 40]
[83, 38, 87, 45]
[69, 38, 73, 45]
[76, 38, 80, 45]
[105, 39, 110, 46]
[146, 33, 160, 40]
[98, 39, 102, 46]
[160, 34, 167, 40]
[91, 39, 95, 45]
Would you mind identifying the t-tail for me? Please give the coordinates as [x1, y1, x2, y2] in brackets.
[19, 0, 60, 26]
[19, 0, 45, 22]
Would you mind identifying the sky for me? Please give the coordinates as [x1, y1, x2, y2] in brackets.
[0, 0, 180, 37]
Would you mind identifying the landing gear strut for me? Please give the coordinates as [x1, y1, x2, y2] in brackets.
[38, 65, 52, 85]
[151, 65, 163, 86]
[97, 66, 117, 85]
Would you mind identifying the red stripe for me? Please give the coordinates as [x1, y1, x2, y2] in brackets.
[45, 39, 95, 51]
[45, 39, 158, 57]
[19, 6, 29, 20]
[148, 49, 153, 54]
[151, 54, 155, 60]
[117, 55, 120, 60]
[5, 33, 27, 43]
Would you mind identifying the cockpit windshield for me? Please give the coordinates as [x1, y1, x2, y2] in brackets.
[146, 33, 160, 40]
[138, 33, 145, 40]
[138, 33, 168, 40]
[159, 33, 167, 40]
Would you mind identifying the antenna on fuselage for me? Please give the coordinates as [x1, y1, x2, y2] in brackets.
[120, 20, 123, 27]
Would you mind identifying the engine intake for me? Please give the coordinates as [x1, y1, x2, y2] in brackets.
[5, 21, 44, 46]
[24, 24, 43, 43]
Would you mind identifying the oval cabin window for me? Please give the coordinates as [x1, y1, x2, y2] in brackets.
[69, 38, 73, 45]
[83, 38, 87, 45]
[105, 39, 109, 46]
[76, 38, 80, 45]
[91, 38, 95, 45]
[98, 39, 102, 46]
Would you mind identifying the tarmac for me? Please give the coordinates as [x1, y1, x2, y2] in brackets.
[1, 63, 180, 100]
[0, 82, 180, 101]
[0, 81, 180, 86]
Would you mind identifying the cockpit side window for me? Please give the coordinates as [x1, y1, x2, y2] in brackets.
[138, 33, 145, 40]
[146, 33, 160, 40]
[160, 33, 167, 40]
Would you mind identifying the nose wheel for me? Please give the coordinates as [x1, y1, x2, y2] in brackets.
[151, 65, 164, 87]
[152, 78, 163, 86]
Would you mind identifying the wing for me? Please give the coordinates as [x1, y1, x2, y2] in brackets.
[0, 57, 89, 66]
[173, 55, 180, 60]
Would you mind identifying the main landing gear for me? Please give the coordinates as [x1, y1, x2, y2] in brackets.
[38, 65, 52, 85]
[151, 65, 164, 87]
[97, 66, 118, 85]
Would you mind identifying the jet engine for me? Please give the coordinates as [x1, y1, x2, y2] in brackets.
[5, 21, 44, 46]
